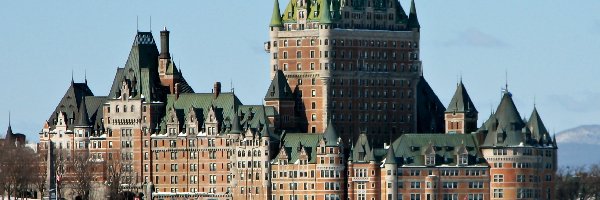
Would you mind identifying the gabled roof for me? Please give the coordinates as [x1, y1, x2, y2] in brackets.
[264, 70, 293, 101]
[351, 133, 376, 162]
[446, 81, 478, 114]
[275, 133, 323, 163]
[392, 134, 487, 167]
[270, 0, 284, 27]
[407, 0, 420, 29]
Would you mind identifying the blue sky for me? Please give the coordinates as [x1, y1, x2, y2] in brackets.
[0, 1, 599, 143]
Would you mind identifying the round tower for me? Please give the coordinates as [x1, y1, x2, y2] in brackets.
[384, 146, 398, 200]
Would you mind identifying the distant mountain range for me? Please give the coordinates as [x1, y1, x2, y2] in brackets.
[555, 125, 600, 167]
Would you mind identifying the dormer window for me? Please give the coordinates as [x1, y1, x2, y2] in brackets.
[497, 131, 504, 143]
[358, 152, 365, 161]
[458, 154, 468, 166]
[425, 154, 435, 166]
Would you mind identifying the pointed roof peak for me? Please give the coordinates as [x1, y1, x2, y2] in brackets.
[407, 0, 420, 29]
[265, 70, 293, 101]
[319, 0, 333, 24]
[229, 106, 242, 134]
[323, 120, 339, 146]
[446, 80, 477, 114]
[75, 96, 91, 127]
[385, 145, 397, 164]
[270, 0, 284, 27]
[528, 106, 548, 139]
[6, 111, 13, 137]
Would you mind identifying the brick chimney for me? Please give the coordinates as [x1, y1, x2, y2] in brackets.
[214, 82, 221, 98]
[160, 27, 170, 59]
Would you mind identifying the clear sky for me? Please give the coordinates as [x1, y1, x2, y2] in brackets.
[1, 1, 599, 143]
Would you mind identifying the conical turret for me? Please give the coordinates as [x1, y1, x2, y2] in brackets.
[229, 106, 242, 134]
[385, 145, 397, 164]
[323, 120, 339, 147]
[270, 0, 284, 27]
[74, 96, 91, 127]
[407, 0, 420, 30]
[527, 106, 551, 145]
[319, 0, 333, 24]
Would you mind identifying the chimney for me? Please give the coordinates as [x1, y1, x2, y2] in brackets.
[174, 83, 180, 99]
[160, 27, 170, 59]
[214, 82, 222, 98]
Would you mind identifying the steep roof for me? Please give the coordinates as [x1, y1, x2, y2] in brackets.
[407, 0, 420, 29]
[392, 134, 488, 167]
[527, 107, 553, 146]
[319, 0, 333, 24]
[74, 94, 91, 127]
[264, 70, 293, 101]
[480, 91, 539, 147]
[270, 0, 284, 27]
[384, 145, 397, 164]
[108, 32, 163, 102]
[416, 76, 446, 133]
[47, 82, 94, 130]
[323, 120, 339, 146]
[229, 104, 243, 134]
[351, 133, 376, 162]
[276, 133, 323, 163]
[446, 81, 478, 114]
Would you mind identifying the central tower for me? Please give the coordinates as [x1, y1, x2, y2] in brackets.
[265, 0, 444, 145]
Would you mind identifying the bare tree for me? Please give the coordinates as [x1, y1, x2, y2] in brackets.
[105, 159, 124, 199]
[70, 152, 97, 200]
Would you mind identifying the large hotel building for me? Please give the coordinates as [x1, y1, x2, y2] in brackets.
[35, 0, 557, 199]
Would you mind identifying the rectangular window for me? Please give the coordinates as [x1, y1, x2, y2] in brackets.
[493, 189, 504, 198]
[494, 174, 504, 182]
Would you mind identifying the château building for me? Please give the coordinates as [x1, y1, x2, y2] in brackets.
[36, 0, 557, 200]
[264, 0, 445, 146]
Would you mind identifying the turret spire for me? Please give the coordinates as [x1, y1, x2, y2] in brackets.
[229, 105, 242, 134]
[75, 96, 91, 127]
[270, 0, 284, 27]
[407, 0, 420, 30]
[320, 0, 333, 24]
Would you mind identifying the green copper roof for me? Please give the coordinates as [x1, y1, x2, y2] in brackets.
[480, 92, 541, 147]
[384, 145, 397, 164]
[319, 0, 333, 24]
[407, 0, 420, 29]
[392, 134, 488, 167]
[446, 81, 478, 114]
[277, 133, 323, 163]
[351, 133, 376, 163]
[323, 120, 339, 146]
[527, 107, 553, 146]
[270, 0, 284, 27]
